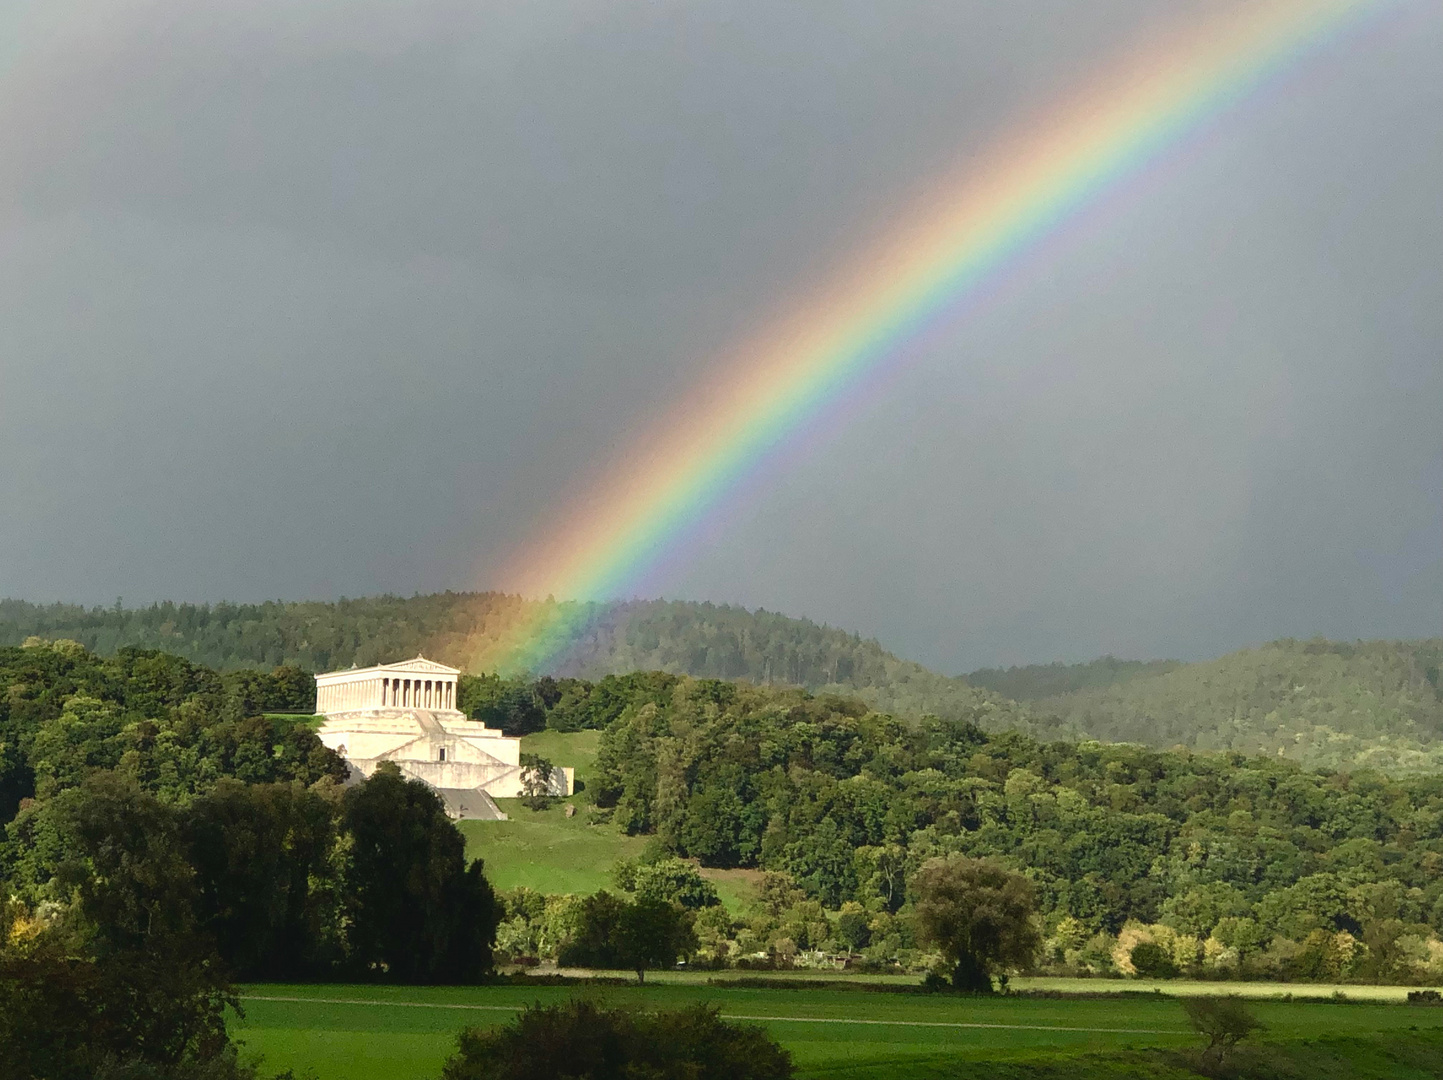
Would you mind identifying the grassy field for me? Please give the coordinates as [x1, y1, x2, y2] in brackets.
[458, 800, 647, 894]
[519, 729, 603, 779]
[232, 981, 1443, 1080]
[457, 731, 640, 894]
[457, 732, 756, 907]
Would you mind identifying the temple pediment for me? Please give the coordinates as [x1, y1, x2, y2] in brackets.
[317, 656, 460, 679]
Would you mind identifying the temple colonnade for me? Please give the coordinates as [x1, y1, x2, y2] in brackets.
[314, 675, 456, 712]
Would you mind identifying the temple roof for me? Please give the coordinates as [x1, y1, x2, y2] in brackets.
[314, 655, 460, 681]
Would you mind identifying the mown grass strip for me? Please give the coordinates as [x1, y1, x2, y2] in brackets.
[239, 995, 1183, 1035]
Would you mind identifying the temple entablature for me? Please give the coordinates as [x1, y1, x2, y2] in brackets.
[315, 656, 460, 715]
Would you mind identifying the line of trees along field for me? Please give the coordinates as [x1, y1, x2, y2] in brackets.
[4, 595, 1441, 772]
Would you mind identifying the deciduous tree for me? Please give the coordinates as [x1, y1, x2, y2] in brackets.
[912, 856, 1041, 992]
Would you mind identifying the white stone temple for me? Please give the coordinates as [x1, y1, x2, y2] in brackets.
[314, 657, 572, 821]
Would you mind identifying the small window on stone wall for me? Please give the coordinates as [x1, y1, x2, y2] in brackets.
[438, 747, 447, 762]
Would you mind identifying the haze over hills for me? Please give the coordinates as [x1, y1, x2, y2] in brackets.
[965, 657, 1185, 702]
[985, 639, 1443, 775]
[3, 594, 1439, 772]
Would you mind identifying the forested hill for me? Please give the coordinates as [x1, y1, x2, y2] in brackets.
[966, 656, 1183, 701]
[1014, 639, 1443, 774]
[5, 597, 1442, 771]
[0, 595, 1022, 730]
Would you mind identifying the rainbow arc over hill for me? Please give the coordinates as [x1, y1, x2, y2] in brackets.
[473, 0, 1395, 675]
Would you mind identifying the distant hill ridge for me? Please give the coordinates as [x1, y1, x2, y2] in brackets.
[965, 656, 1184, 700]
[3, 595, 1440, 772]
[0, 594, 1021, 730]
[1005, 638, 1443, 774]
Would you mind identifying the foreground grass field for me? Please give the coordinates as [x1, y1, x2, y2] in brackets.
[232, 981, 1443, 1080]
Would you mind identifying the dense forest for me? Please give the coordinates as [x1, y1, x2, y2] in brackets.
[532, 672, 1443, 984]
[4, 596, 1441, 771]
[4, 639, 1443, 993]
[0, 639, 499, 1076]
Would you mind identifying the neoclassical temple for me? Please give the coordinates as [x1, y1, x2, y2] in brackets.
[314, 657, 572, 821]
[314, 659, 458, 712]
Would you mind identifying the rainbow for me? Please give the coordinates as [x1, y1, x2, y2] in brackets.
[477, 0, 1395, 675]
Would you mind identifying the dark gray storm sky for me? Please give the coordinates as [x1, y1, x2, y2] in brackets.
[2, 0, 1439, 672]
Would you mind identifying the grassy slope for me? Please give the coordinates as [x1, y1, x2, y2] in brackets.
[231, 983, 1443, 1080]
[459, 801, 647, 895]
[462, 732, 756, 907]
[460, 731, 639, 894]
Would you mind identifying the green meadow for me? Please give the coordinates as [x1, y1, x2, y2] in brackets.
[457, 732, 754, 907]
[457, 799, 647, 895]
[455, 730, 643, 895]
[232, 981, 1443, 1080]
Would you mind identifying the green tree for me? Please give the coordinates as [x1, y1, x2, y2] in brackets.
[184, 780, 344, 979]
[614, 856, 719, 909]
[442, 1000, 792, 1080]
[341, 763, 500, 982]
[0, 774, 244, 1078]
[559, 892, 696, 982]
[615, 897, 697, 982]
[519, 754, 557, 812]
[1129, 941, 1180, 979]
[912, 856, 1041, 992]
[1180, 995, 1263, 1070]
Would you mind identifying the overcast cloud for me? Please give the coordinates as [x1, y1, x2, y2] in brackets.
[1, 0, 1439, 672]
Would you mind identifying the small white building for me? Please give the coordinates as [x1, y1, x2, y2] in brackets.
[314, 657, 572, 820]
